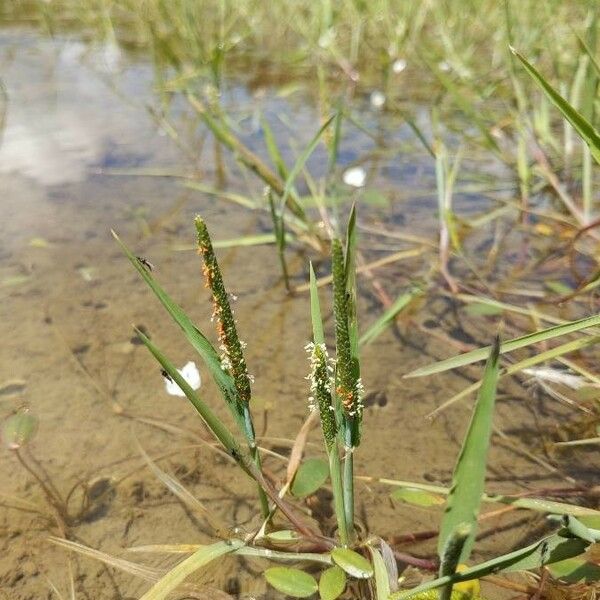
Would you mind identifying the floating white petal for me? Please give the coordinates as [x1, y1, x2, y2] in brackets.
[370, 91, 386, 108]
[342, 166, 366, 188]
[522, 367, 586, 390]
[392, 58, 407, 74]
[164, 361, 201, 397]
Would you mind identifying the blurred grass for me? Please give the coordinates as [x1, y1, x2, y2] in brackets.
[1, 0, 593, 95]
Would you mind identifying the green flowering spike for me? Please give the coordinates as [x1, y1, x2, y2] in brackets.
[195, 216, 252, 405]
[332, 239, 363, 423]
[306, 342, 337, 449]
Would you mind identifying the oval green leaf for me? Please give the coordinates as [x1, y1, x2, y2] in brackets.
[391, 487, 445, 507]
[319, 565, 346, 600]
[291, 458, 329, 498]
[265, 567, 318, 598]
[3, 410, 38, 450]
[331, 548, 373, 579]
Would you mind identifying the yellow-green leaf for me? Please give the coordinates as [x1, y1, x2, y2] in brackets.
[319, 565, 346, 600]
[291, 458, 329, 498]
[265, 567, 318, 598]
[331, 548, 373, 579]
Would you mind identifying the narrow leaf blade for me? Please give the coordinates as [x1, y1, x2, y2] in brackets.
[405, 313, 600, 378]
[511, 47, 600, 165]
[437, 339, 501, 562]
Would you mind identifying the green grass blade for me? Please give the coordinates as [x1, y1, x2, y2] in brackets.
[359, 286, 423, 346]
[279, 114, 335, 213]
[134, 329, 244, 465]
[309, 263, 325, 345]
[405, 313, 600, 378]
[269, 189, 290, 292]
[437, 339, 500, 562]
[511, 47, 600, 165]
[390, 532, 590, 600]
[327, 106, 344, 174]
[262, 114, 289, 181]
[362, 475, 600, 517]
[112, 231, 245, 432]
[426, 334, 600, 419]
[140, 539, 244, 600]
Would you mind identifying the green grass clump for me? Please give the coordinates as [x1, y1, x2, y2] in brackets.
[101, 211, 600, 599]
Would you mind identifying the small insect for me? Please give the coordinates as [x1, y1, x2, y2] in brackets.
[161, 369, 172, 382]
[136, 256, 154, 271]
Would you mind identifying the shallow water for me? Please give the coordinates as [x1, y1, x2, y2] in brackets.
[0, 29, 596, 599]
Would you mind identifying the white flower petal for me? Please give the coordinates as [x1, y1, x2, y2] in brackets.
[342, 166, 366, 188]
[392, 58, 407, 74]
[370, 91, 386, 109]
[164, 361, 201, 397]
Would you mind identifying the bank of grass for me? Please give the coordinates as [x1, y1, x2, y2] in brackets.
[1, 1, 593, 90]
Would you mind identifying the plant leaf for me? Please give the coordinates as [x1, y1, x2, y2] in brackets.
[390, 531, 590, 599]
[319, 565, 346, 600]
[368, 546, 391, 600]
[359, 286, 423, 346]
[279, 114, 335, 213]
[391, 487, 445, 508]
[331, 548, 373, 579]
[405, 313, 600, 378]
[112, 231, 246, 432]
[309, 263, 325, 346]
[134, 330, 247, 470]
[291, 458, 329, 498]
[511, 47, 600, 165]
[437, 338, 500, 563]
[264, 567, 318, 598]
[141, 539, 244, 600]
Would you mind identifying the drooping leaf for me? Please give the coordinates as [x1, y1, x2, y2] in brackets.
[264, 567, 318, 598]
[511, 47, 600, 165]
[331, 548, 373, 579]
[319, 565, 346, 600]
[291, 458, 329, 498]
[437, 339, 500, 563]
[141, 539, 244, 600]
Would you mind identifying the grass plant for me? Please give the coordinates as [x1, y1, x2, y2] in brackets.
[45, 210, 596, 599]
[3, 4, 600, 598]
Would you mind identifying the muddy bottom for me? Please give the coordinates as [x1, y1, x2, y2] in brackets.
[0, 30, 597, 600]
